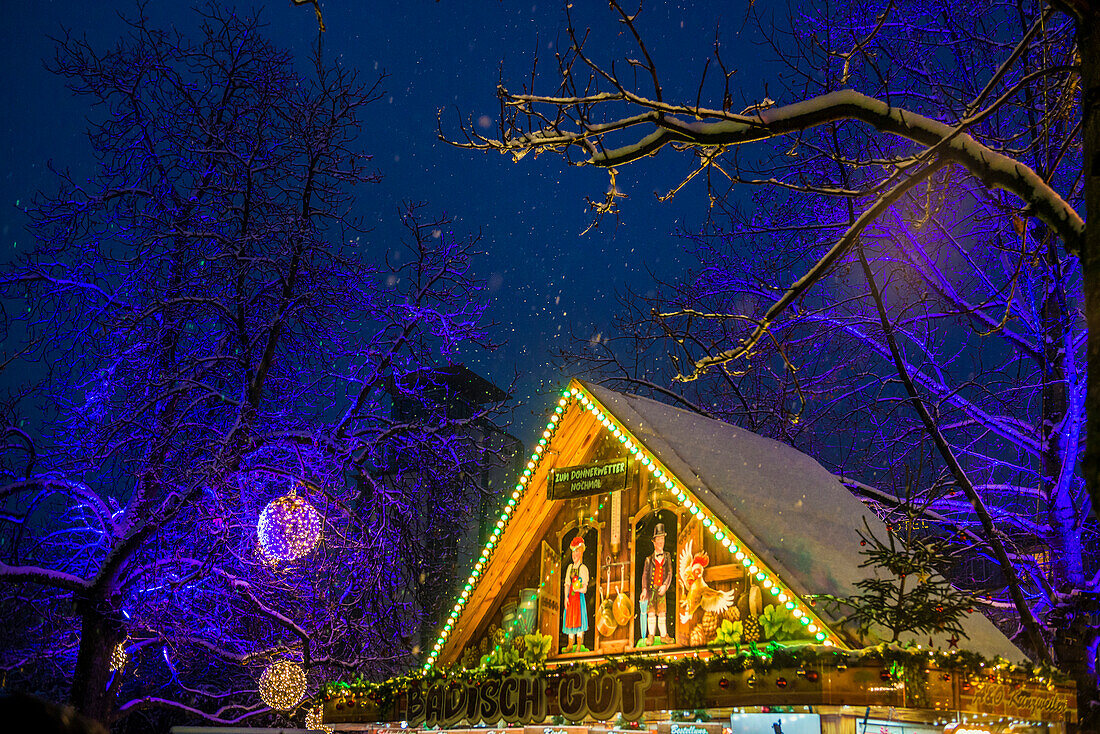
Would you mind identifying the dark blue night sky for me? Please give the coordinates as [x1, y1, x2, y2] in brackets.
[2, 4, 1094, 726]
[1, 0, 771, 438]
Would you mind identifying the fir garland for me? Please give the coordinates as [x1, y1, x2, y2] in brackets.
[319, 642, 1069, 713]
[676, 657, 708, 710]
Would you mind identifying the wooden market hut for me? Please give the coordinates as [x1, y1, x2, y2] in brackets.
[322, 380, 1075, 734]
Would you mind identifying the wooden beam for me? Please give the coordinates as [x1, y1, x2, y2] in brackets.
[706, 563, 746, 583]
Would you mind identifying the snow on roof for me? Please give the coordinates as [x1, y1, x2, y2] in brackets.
[581, 380, 1027, 662]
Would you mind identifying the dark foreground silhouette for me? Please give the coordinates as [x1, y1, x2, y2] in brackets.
[0, 693, 108, 734]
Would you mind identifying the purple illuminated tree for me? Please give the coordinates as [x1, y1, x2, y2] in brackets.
[444, 0, 1098, 721]
[0, 5, 505, 730]
[552, 0, 1090, 653]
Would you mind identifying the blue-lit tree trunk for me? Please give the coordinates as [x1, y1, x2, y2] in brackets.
[1080, 1, 1100, 532]
[71, 593, 127, 723]
[1, 6, 504, 728]
[1072, 6, 1100, 722]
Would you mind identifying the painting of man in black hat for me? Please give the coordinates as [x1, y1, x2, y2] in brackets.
[635, 509, 676, 646]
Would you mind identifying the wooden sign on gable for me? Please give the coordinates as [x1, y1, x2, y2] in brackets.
[548, 458, 631, 500]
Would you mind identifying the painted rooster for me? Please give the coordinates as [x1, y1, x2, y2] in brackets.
[678, 539, 738, 623]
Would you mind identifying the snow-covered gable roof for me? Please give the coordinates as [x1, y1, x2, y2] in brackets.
[581, 380, 1026, 662]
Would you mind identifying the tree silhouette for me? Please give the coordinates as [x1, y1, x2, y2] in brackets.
[0, 5, 505, 729]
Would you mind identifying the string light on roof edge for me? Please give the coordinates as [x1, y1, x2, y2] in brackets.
[258, 659, 307, 710]
[423, 383, 840, 668]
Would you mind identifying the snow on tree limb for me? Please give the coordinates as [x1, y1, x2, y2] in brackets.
[1, 477, 119, 535]
[468, 89, 1083, 252]
[214, 569, 313, 648]
[115, 696, 266, 724]
[0, 561, 90, 592]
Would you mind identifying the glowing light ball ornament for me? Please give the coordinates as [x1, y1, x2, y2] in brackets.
[257, 490, 322, 562]
[305, 705, 333, 732]
[258, 659, 307, 710]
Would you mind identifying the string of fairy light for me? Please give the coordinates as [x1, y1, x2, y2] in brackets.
[424, 383, 843, 670]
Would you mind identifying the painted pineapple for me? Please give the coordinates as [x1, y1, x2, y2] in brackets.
[738, 583, 763, 642]
[722, 605, 741, 622]
[700, 611, 720, 639]
[689, 625, 708, 646]
[677, 539, 738, 623]
[742, 615, 762, 643]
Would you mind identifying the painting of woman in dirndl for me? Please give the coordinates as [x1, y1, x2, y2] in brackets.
[561, 529, 592, 652]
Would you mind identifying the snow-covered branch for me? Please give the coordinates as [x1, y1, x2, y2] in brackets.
[462, 87, 1082, 251]
[212, 569, 313, 649]
[115, 696, 267, 724]
[0, 561, 89, 592]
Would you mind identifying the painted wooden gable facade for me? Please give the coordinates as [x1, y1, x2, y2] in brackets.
[428, 380, 839, 671]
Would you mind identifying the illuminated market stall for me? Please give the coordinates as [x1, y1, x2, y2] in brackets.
[320, 380, 1075, 734]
